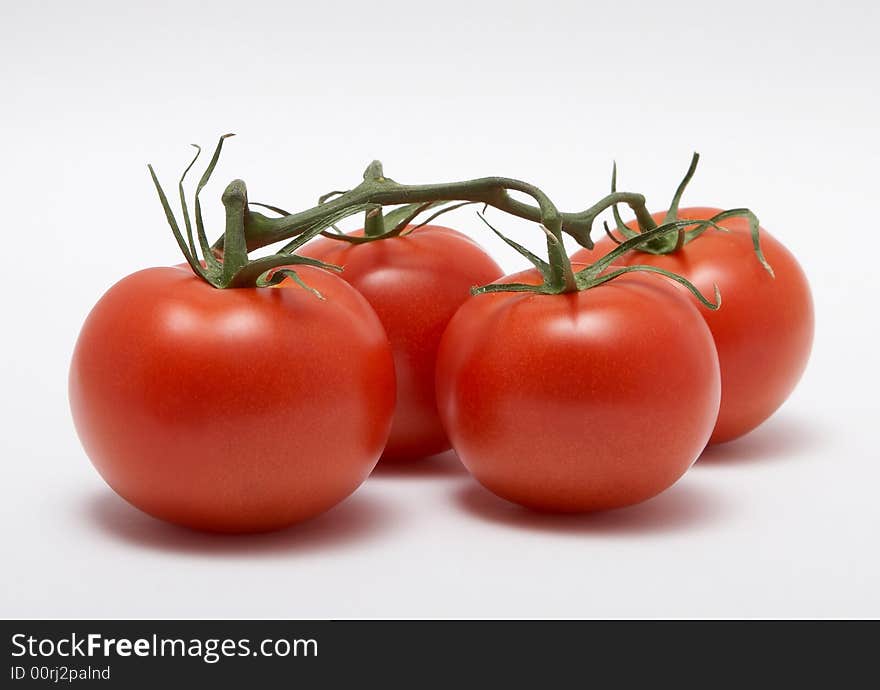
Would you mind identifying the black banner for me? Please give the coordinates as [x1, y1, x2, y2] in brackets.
[2, 620, 875, 686]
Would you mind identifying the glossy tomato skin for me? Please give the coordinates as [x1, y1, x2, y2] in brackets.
[436, 268, 721, 512]
[69, 265, 395, 533]
[300, 225, 502, 462]
[575, 207, 813, 444]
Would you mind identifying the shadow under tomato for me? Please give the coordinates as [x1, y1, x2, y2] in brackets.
[697, 413, 824, 466]
[370, 449, 468, 479]
[453, 480, 728, 536]
[83, 489, 399, 557]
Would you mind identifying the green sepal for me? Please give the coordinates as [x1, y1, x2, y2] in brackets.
[579, 219, 717, 280]
[610, 162, 640, 240]
[602, 220, 623, 245]
[387, 200, 481, 237]
[581, 264, 721, 311]
[662, 152, 700, 225]
[250, 201, 292, 216]
[255, 268, 325, 299]
[403, 201, 479, 234]
[224, 254, 341, 290]
[276, 203, 375, 250]
[704, 208, 774, 276]
[383, 201, 443, 235]
[194, 134, 234, 272]
[178, 145, 203, 261]
[147, 163, 209, 281]
[476, 211, 553, 282]
[639, 217, 731, 255]
[472, 281, 557, 296]
[309, 200, 469, 245]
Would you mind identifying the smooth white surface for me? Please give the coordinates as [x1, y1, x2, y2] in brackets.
[1, 0, 877, 618]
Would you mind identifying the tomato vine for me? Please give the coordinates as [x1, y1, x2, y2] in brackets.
[147, 135, 763, 295]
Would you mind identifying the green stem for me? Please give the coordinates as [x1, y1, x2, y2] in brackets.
[211, 162, 654, 254]
[220, 179, 250, 285]
[363, 206, 385, 237]
[543, 218, 577, 292]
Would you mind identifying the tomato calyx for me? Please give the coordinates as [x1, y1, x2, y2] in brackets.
[148, 135, 342, 291]
[473, 212, 723, 310]
[603, 153, 774, 276]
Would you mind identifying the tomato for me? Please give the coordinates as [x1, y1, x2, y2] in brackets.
[69, 265, 395, 533]
[300, 225, 502, 462]
[575, 207, 813, 444]
[435, 266, 720, 512]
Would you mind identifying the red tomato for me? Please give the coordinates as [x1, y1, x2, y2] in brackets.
[435, 267, 720, 512]
[69, 265, 395, 533]
[575, 207, 813, 444]
[300, 225, 502, 462]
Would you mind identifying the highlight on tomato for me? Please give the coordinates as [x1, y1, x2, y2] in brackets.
[69, 138, 395, 533]
[573, 155, 813, 444]
[436, 213, 723, 512]
[296, 200, 502, 463]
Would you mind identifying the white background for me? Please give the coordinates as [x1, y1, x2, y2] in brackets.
[1, 0, 877, 618]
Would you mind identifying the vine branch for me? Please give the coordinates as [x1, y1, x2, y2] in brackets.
[212, 161, 658, 254]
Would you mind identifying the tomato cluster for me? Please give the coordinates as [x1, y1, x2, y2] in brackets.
[69, 144, 813, 532]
